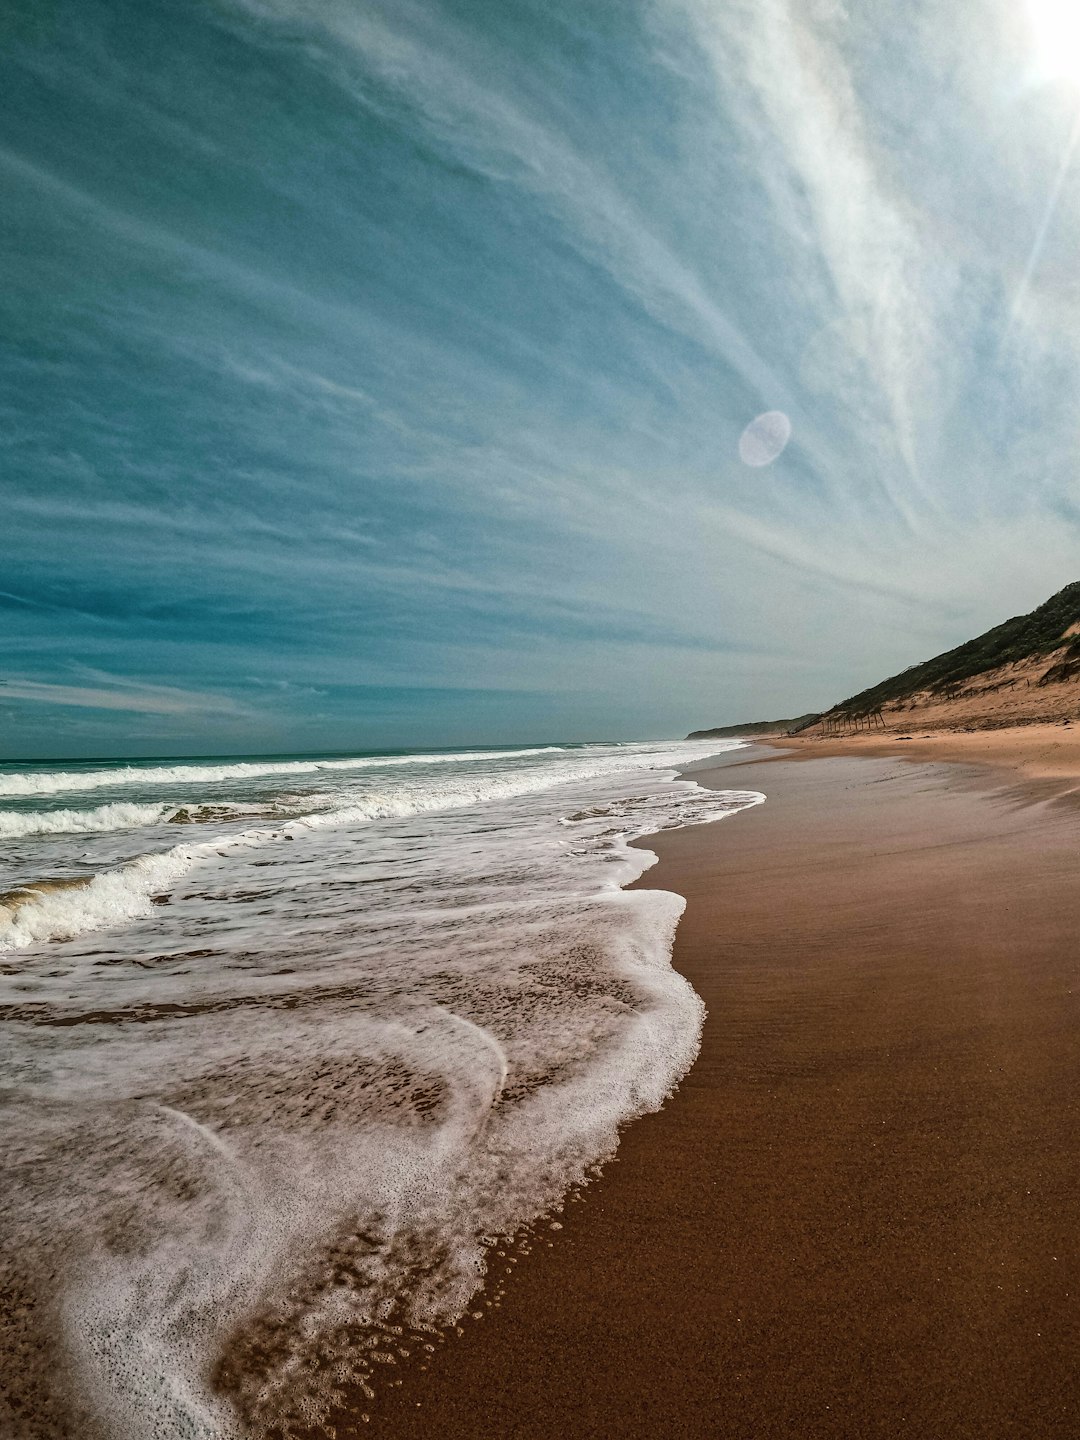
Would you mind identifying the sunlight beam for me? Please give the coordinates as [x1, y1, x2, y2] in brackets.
[1029, 0, 1080, 80]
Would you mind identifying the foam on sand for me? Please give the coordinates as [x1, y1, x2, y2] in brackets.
[0, 740, 762, 1437]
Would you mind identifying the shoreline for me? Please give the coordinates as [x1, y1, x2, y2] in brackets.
[351, 729, 1080, 1437]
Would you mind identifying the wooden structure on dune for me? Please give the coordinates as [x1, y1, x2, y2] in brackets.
[817, 709, 887, 737]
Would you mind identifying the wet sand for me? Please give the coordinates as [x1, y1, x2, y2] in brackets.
[356, 740, 1080, 1438]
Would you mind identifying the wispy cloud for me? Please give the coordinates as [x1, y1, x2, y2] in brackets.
[0, 677, 244, 716]
[666, 0, 941, 529]
[228, 0, 796, 409]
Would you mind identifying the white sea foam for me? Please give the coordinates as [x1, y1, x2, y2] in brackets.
[0, 842, 214, 950]
[0, 802, 171, 837]
[0, 746, 568, 799]
[0, 738, 763, 1439]
[0, 741, 750, 953]
[0, 799, 321, 840]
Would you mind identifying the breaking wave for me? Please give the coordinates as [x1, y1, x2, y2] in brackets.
[0, 747, 568, 799]
[0, 800, 322, 840]
[0, 802, 171, 838]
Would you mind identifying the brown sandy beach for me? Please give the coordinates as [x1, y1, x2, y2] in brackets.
[351, 733, 1080, 1438]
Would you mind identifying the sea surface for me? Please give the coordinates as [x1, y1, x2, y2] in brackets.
[0, 739, 762, 1438]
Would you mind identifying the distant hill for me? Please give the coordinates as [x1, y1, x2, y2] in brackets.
[687, 714, 819, 740]
[812, 581, 1080, 733]
[831, 581, 1080, 716]
[687, 582, 1080, 743]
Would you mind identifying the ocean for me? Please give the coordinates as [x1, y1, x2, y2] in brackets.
[1, 738, 763, 1437]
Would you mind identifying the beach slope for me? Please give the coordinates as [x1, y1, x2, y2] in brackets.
[358, 739, 1080, 1438]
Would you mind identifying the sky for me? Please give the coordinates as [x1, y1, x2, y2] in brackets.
[5, 0, 1080, 757]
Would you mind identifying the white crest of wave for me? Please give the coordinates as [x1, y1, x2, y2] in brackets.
[0, 776, 567, 952]
[0, 747, 569, 799]
[0, 843, 212, 951]
[0, 802, 170, 838]
[0, 747, 746, 953]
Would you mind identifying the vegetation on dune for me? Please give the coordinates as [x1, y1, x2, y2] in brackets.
[831, 581, 1080, 717]
[688, 583, 1080, 738]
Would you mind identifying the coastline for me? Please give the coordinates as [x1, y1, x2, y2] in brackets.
[351, 731, 1080, 1437]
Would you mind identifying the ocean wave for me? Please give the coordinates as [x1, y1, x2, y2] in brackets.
[0, 815, 326, 950]
[0, 802, 171, 837]
[0, 800, 323, 839]
[0, 842, 211, 950]
[0, 746, 749, 953]
[0, 747, 569, 799]
[0, 781, 565, 950]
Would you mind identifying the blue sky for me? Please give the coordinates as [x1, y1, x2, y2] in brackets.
[5, 0, 1080, 757]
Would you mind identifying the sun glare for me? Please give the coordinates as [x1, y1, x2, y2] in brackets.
[1029, 0, 1080, 80]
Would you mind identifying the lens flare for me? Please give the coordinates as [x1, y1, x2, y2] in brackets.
[738, 411, 792, 467]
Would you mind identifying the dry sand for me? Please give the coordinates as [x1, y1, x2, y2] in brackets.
[780, 718, 1080, 782]
[340, 731, 1080, 1438]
